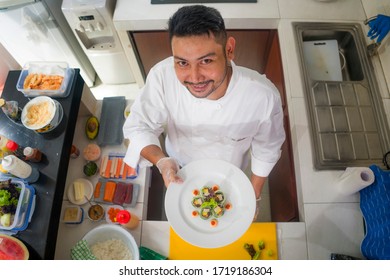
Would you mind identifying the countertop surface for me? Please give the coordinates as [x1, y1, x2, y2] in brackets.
[0, 70, 83, 259]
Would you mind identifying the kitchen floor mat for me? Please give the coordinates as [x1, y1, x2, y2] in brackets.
[97, 96, 126, 146]
[169, 222, 278, 260]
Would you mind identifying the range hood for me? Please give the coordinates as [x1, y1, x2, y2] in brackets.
[0, 0, 36, 10]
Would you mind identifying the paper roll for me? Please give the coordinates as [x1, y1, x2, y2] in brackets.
[335, 167, 375, 196]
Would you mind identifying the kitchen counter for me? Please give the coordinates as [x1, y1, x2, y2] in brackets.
[110, 0, 390, 259]
[0, 70, 84, 259]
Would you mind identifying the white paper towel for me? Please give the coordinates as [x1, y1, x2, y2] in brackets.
[335, 167, 375, 196]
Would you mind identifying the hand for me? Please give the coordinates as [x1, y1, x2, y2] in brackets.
[156, 157, 183, 187]
[253, 197, 261, 222]
[367, 14, 390, 43]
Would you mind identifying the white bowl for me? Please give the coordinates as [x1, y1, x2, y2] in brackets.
[83, 224, 139, 260]
[21, 96, 62, 133]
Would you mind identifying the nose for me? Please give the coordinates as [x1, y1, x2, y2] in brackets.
[188, 64, 202, 83]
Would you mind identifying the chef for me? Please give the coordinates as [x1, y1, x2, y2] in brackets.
[123, 5, 285, 218]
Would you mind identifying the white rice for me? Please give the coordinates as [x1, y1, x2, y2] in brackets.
[90, 238, 133, 260]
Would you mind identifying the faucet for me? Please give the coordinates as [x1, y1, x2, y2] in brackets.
[364, 14, 390, 56]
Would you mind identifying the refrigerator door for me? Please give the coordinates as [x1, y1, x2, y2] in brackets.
[0, 1, 96, 87]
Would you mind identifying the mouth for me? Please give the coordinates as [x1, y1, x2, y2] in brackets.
[185, 81, 212, 93]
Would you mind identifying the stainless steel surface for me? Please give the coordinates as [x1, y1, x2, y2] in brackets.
[294, 22, 390, 170]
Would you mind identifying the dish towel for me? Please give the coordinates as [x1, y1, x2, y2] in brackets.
[70, 240, 97, 260]
[359, 165, 390, 260]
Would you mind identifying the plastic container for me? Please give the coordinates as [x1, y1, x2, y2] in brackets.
[105, 205, 124, 224]
[16, 61, 75, 98]
[0, 179, 36, 233]
[62, 206, 84, 224]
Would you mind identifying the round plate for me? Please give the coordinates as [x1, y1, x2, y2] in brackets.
[67, 178, 93, 205]
[165, 159, 256, 248]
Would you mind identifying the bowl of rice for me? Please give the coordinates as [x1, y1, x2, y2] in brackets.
[83, 224, 139, 260]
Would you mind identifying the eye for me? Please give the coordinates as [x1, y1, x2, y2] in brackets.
[201, 58, 213, 65]
[176, 60, 188, 68]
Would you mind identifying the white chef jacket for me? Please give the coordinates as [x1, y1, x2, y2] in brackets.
[123, 57, 285, 177]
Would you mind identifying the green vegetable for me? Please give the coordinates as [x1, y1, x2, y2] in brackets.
[243, 243, 257, 259]
[85, 116, 99, 140]
[83, 161, 98, 176]
[0, 213, 11, 227]
[0, 189, 18, 207]
[267, 249, 274, 257]
[258, 240, 265, 250]
[201, 198, 218, 208]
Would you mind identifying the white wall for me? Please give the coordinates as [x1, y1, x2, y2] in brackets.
[0, 42, 20, 96]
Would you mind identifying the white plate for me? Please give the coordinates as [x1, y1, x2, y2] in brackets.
[67, 178, 93, 205]
[165, 159, 256, 248]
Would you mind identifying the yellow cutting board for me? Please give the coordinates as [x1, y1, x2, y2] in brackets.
[169, 222, 278, 260]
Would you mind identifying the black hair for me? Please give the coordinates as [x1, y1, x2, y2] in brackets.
[168, 5, 227, 45]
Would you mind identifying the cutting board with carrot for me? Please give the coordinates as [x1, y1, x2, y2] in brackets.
[169, 223, 278, 260]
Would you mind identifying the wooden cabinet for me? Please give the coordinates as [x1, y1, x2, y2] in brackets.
[130, 30, 298, 222]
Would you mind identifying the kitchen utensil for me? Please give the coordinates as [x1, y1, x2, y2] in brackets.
[169, 222, 278, 260]
[302, 39, 343, 81]
[165, 159, 256, 248]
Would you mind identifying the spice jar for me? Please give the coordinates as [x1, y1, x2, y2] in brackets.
[23, 147, 42, 162]
[70, 145, 80, 158]
[116, 210, 140, 229]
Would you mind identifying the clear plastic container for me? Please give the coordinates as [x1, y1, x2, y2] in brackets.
[0, 179, 35, 233]
[16, 61, 75, 98]
[62, 206, 84, 224]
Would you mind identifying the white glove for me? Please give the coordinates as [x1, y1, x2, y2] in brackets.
[156, 157, 183, 187]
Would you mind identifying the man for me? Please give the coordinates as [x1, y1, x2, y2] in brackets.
[123, 5, 285, 211]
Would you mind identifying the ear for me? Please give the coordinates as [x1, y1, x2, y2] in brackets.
[225, 36, 236, 61]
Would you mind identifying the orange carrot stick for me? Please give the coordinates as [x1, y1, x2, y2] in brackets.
[115, 158, 123, 178]
[104, 159, 112, 178]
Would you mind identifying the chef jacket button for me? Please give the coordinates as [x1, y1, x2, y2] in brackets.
[216, 104, 222, 110]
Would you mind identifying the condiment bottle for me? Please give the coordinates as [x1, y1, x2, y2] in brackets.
[23, 147, 42, 163]
[116, 210, 140, 229]
[1, 155, 40, 183]
[5, 140, 24, 159]
[0, 135, 10, 153]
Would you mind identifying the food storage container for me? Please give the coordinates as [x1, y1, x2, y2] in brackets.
[62, 206, 84, 224]
[16, 61, 75, 98]
[0, 178, 35, 234]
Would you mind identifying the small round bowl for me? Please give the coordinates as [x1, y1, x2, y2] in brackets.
[21, 96, 62, 133]
[87, 204, 105, 222]
[105, 205, 124, 224]
[83, 224, 139, 260]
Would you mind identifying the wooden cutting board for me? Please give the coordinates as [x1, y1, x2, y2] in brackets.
[169, 222, 278, 260]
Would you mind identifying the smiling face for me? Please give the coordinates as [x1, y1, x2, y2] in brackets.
[172, 34, 235, 100]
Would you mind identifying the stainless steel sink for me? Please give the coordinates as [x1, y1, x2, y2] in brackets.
[294, 22, 390, 169]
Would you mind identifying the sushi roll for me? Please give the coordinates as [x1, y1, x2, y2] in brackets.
[200, 206, 212, 220]
[191, 196, 203, 208]
[212, 205, 224, 218]
[201, 186, 213, 198]
[214, 191, 225, 204]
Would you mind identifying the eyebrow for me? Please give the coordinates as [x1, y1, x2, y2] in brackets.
[173, 52, 217, 62]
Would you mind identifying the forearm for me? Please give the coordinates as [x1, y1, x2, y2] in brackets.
[250, 173, 266, 199]
[140, 145, 167, 166]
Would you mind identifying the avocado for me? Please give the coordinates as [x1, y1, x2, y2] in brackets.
[85, 116, 99, 140]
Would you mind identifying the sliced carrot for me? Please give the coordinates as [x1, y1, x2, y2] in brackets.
[94, 181, 102, 198]
[115, 158, 123, 178]
[104, 159, 112, 178]
[103, 181, 116, 202]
